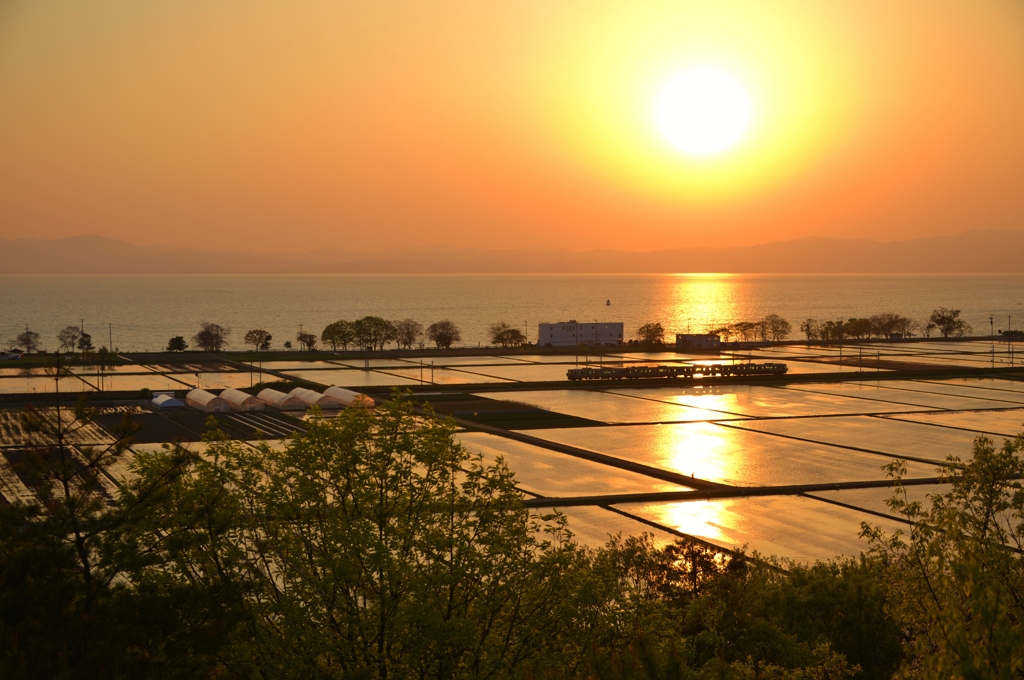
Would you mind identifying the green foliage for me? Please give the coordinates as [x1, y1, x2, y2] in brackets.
[123, 396, 583, 678]
[865, 433, 1024, 677]
[13, 384, 1021, 679]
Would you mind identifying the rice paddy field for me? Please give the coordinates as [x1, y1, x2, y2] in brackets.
[2, 339, 1023, 563]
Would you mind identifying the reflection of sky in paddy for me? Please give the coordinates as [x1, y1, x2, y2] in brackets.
[886, 410, 1024, 438]
[475, 389, 739, 423]
[533, 505, 680, 549]
[243, 361, 342, 371]
[497, 355, 582, 364]
[453, 364, 575, 382]
[0, 367, 52, 376]
[0, 376, 91, 393]
[784, 383, 1016, 411]
[854, 380, 1024, 406]
[732, 415, 975, 464]
[621, 496, 907, 562]
[525, 423, 936, 486]
[919, 377, 1024, 396]
[611, 385, 934, 417]
[329, 359, 428, 368]
[380, 368, 511, 385]
[283, 369, 419, 387]
[458, 432, 690, 497]
[409, 356, 527, 366]
[807, 485, 946, 517]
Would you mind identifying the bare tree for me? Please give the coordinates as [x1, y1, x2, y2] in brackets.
[763, 314, 791, 342]
[426, 320, 461, 349]
[799, 319, 819, 341]
[393, 319, 423, 350]
[57, 326, 83, 354]
[192, 322, 229, 352]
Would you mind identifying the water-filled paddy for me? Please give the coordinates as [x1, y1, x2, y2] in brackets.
[785, 383, 1018, 411]
[458, 432, 691, 497]
[807, 484, 946, 517]
[522, 423, 936, 486]
[729, 415, 976, 464]
[886, 410, 1024, 438]
[282, 369, 419, 387]
[476, 389, 737, 423]
[611, 384, 936, 417]
[619, 496, 907, 562]
[535, 505, 680, 549]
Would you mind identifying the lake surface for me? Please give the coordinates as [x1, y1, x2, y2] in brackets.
[2, 274, 1022, 352]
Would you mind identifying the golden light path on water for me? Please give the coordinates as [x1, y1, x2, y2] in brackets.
[655, 274, 742, 335]
[624, 410, 746, 544]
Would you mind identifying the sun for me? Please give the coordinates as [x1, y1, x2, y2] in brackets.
[655, 67, 753, 157]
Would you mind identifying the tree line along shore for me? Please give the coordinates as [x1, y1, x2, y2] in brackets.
[6, 307, 1003, 359]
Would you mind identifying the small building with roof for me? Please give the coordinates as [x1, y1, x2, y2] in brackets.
[256, 388, 306, 411]
[675, 333, 722, 351]
[186, 388, 231, 413]
[219, 388, 264, 411]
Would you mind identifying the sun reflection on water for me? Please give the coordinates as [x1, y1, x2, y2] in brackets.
[661, 274, 742, 334]
[651, 421, 744, 485]
[638, 500, 738, 544]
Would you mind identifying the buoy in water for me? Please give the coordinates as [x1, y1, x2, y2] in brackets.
[606, 299, 610, 306]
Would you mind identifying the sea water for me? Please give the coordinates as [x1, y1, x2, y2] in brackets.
[1, 273, 1022, 352]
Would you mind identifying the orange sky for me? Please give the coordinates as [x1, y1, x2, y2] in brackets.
[1, 0, 1023, 253]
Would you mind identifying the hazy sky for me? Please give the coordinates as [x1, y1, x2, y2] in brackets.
[2, 1, 1023, 253]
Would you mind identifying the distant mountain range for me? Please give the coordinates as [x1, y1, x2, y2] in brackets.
[1, 230, 1022, 274]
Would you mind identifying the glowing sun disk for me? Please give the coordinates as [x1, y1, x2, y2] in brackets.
[655, 68, 753, 156]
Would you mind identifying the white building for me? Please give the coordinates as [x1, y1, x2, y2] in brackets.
[537, 321, 624, 347]
[675, 333, 722, 351]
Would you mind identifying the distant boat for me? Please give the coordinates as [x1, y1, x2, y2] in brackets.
[606, 299, 610, 306]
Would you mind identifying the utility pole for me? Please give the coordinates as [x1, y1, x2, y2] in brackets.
[109, 323, 113, 352]
[991, 315, 995, 367]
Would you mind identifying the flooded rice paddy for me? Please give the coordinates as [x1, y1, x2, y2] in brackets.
[2, 340, 1023, 562]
